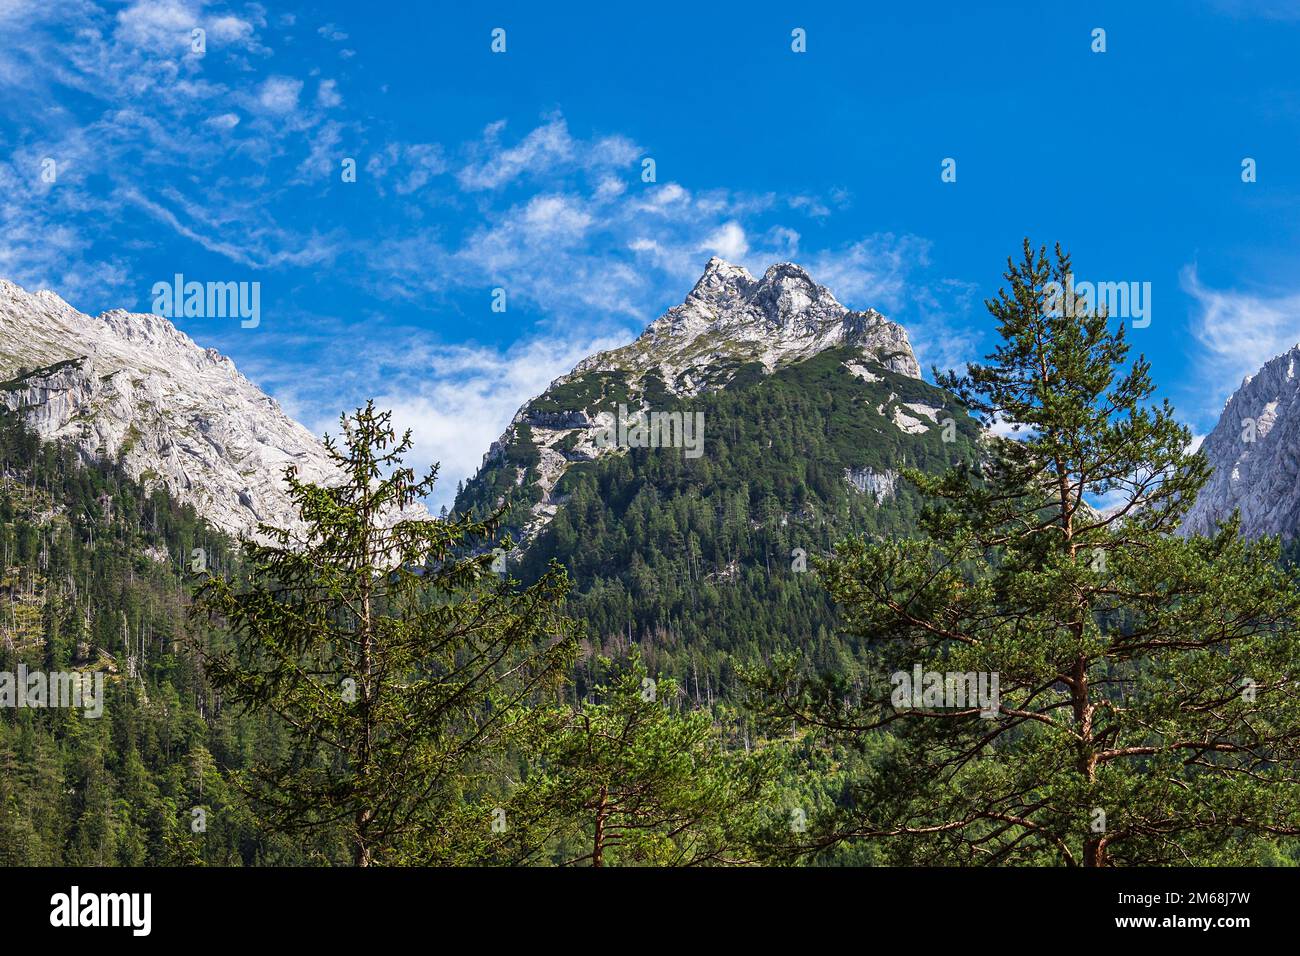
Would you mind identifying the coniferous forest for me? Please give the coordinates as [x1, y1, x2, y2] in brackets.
[5, 244, 1300, 869]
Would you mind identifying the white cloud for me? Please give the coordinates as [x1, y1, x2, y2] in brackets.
[293, 119, 343, 182]
[764, 225, 800, 259]
[316, 78, 341, 108]
[595, 176, 625, 200]
[208, 14, 252, 44]
[256, 75, 302, 113]
[1183, 265, 1300, 405]
[804, 236, 981, 376]
[114, 0, 199, 49]
[205, 111, 240, 128]
[698, 221, 748, 260]
[585, 134, 640, 168]
[365, 142, 448, 195]
[457, 115, 578, 190]
[636, 181, 688, 210]
[120, 186, 340, 269]
[394, 144, 445, 193]
[984, 415, 1024, 439]
[805, 234, 929, 311]
[789, 194, 829, 218]
[0, 1, 351, 304]
[520, 195, 593, 240]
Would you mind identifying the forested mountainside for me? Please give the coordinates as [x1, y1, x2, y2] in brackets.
[11, 245, 1300, 869]
[0, 407, 335, 865]
[0, 251, 986, 866]
[0, 403, 829, 867]
[455, 345, 983, 699]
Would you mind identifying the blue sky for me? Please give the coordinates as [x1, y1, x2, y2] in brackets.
[3, 0, 1300, 508]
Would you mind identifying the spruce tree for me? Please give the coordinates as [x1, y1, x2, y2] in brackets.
[753, 241, 1300, 865]
[192, 402, 576, 865]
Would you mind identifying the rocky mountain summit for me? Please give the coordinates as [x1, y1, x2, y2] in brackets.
[1182, 344, 1300, 541]
[464, 258, 941, 543]
[0, 278, 338, 538]
[571, 257, 922, 388]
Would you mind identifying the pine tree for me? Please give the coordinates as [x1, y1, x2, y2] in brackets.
[507, 650, 777, 866]
[192, 402, 577, 865]
[754, 241, 1300, 865]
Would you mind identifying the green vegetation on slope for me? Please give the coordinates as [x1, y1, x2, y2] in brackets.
[0, 407, 330, 865]
[457, 347, 983, 701]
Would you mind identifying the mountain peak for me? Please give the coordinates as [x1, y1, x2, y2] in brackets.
[686, 258, 837, 316]
[465, 258, 949, 547]
[618, 257, 919, 382]
[562, 257, 922, 409]
[750, 261, 843, 326]
[0, 275, 342, 537]
[758, 260, 817, 285]
[687, 257, 756, 303]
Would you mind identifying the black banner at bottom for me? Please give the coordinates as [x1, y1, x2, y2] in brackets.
[0, 865, 1279, 940]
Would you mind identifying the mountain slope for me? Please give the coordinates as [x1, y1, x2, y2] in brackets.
[0, 278, 336, 537]
[460, 258, 934, 542]
[454, 259, 981, 694]
[0, 404, 326, 865]
[1182, 344, 1300, 541]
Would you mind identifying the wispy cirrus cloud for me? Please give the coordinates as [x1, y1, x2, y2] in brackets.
[1, 3, 954, 343]
[0, 0, 352, 300]
[1183, 265, 1300, 413]
[456, 114, 639, 192]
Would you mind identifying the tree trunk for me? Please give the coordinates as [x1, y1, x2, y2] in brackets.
[354, 818, 372, 867]
[592, 786, 608, 868]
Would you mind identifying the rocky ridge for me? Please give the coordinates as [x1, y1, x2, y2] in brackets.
[0, 278, 342, 538]
[1181, 344, 1300, 541]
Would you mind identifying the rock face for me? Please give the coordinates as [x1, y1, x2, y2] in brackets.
[462, 258, 931, 543]
[0, 278, 339, 538]
[844, 466, 899, 503]
[571, 257, 922, 388]
[1181, 344, 1300, 541]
